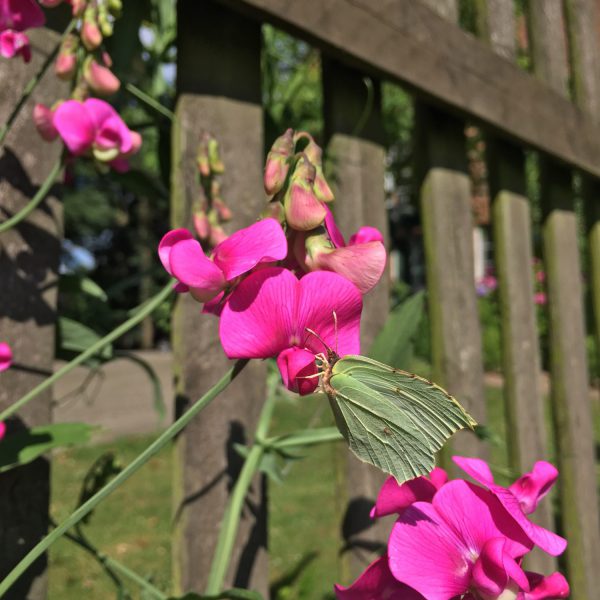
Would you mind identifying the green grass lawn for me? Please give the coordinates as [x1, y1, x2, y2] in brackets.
[48, 379, 600, 599]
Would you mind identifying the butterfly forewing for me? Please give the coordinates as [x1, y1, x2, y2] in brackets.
[327, 354, 476, 484]
[328, 372, 436, 482]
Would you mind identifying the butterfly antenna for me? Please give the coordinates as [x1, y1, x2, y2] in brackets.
[305, 327, 331, 353]
[333, 311, 339, 355]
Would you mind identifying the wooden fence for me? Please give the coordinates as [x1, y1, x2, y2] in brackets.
[1, 0, 599, 599]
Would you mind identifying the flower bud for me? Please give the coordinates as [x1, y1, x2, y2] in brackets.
[260, 200, 284, 223]
[108, 0, 122, 16]
[208, 137, 224, 174]
[70, 0, 87, 17]
[197, 138, 210, 177]
[33, 103, 59, 141]
[283, 156, 326, 231]
[213, 197, 232, 222]
[304, 138, 334, 202]
[264, 128, 294, 195]
[209, 225, 228, 247]
[193, 209, 210, 240]
[55, 49, 77, 80]
[81, 12, 102, 50]
[83, 56, 120, 95]
[98, 7, 113, 37]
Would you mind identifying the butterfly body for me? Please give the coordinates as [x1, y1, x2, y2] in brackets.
[324, 354, 476, 484]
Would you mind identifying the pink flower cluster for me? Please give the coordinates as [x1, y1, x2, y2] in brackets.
[0, 0, 45, 62]
[159, 130, 386, 395]
[335, 457, 569, 600]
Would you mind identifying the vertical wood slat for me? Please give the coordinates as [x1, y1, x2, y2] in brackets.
[479, 0, 554, 573]
[172, 2, 268, 595]
[529, 4, 600, 597]
[322, 59, 390, 580]
[416, 104, 488, 459]
[0, 29, 67, 600]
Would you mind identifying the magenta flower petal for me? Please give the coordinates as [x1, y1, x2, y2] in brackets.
[0, 421, 5, 440]
[452, 456, 567, 556]
[310, 241, 387, 294]
[212, 218, 287, 281]
[389, 501, 472, 600]
[0, 0, 45, 31]
[334, 556, 424, 600]
[158, 229, 194, 275]
[522, 572, 569, 599]
[296, 270, 362, 356]
[84, 98, 118, 129]
[95, 115, 133, 154]
[429, 467, 449, 489]
[370, 475, 438, 519]
[0, 343, 12, 372]
[53, 100, 96, 155]
[324, 205, 346, 249]
[349, 226, 384, 245]
[509, 461, 558, 515]
[276, 347, 318, 395]
[220, 267, 297, 359]
[472, 537, 529, 598]
[169, 238, 226, 302]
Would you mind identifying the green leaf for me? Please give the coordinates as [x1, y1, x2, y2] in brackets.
[168, 589, 264, 599]
[368, 291, 424, 368]
[58, 317, 112, 360]
[326, 355, 476, 484]
[76, 453, 122, 524]
[0, 423, 95, 473]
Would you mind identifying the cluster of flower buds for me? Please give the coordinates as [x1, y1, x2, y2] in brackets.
[265, 129, 386, 294]
[336, 457, 569, 600]
[0, 0, 45, 63]
[27, 0, 140, 171]
[193, 132, 232, 248]
[158, 131, 386, 395]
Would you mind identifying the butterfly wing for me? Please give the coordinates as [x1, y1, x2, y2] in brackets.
[328, 372, 436, 482]
[328, 355, 476, 483]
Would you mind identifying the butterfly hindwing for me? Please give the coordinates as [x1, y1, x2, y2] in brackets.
[327, 354, 476, 484]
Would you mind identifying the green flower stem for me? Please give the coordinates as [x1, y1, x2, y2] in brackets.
[205, 380, 277, 595]
[266, 426, 343, 449]
[0, 359, 248, 598]
[0, 281, 174, 422]
[0, 20, 77, 146]
[0, 158, 62, 233]
[125, 83, 175, 121]
[101, 555, 166, 599]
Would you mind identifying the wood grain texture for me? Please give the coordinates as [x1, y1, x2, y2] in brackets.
[564, 0, 600, 117]
[486, 140, 555, 574]
[0, 28, 66, 600]
[218, 0, 600, 177]
[540, 160, 600, 600]
[415, 104, 487, 459]
[420, 0, 458, 22]
[584, 179, 600, 362]
[477, 0, 517, 60]
[323, 59, 391, 580]
[528, 0, 571, 96]
[171, 3, 267, 595]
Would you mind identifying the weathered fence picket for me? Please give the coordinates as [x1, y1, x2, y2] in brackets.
[0, 28, 67, 600]
[322, 59, 390, 578]
[171, 1, 268, 594]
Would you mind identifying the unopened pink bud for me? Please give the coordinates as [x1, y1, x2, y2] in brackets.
[208, 137, 224, 174]
[303, 138, 334, 202]
[70, 0, 87, 17]
[55, 52, 77, 79]
[33, 103, 59, 141]
[264, 128, 294, 195]
[284, 157, 326, 231]
[209, 225, 228, 247]
[193, 210, 210, 240]
[197, 140, 210, 177]
[213, 197, 232, 221]
[83, 57, 120, 95]
[81, 19, 102, 50]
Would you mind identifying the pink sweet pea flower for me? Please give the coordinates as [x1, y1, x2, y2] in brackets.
[0, 342, 12, 372]
[370, 467, 448, 518]
[452, 456, 566, 556]
[220, 267, 362, 395]
[159, 218, 287, 303]
[520, 572, 569, 599]
[389, 480, 533, 600]
[0, 30, 30, 62]
[0, 0, 45, 32]
[52, 99, 141, 170]
[302, 206, 386, 294]
[335, 555, 424, 600]
[0, 421, 5, 440]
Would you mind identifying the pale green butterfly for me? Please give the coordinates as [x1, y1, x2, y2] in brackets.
[313, 341, 477, 484]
